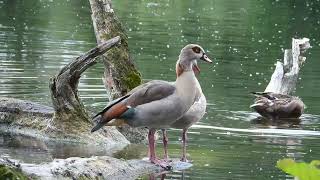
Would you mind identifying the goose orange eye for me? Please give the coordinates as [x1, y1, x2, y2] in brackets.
[192, 46, 201, 54]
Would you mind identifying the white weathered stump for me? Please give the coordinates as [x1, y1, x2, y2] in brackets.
[264, 38, 311, 94]
[251, 38, 311, 120]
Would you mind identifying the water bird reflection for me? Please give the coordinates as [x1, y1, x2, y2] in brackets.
[250, 116, 301, 129]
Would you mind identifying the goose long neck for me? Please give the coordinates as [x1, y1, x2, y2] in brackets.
[175, 55, 193, 77]
[175, 70, 198, 110]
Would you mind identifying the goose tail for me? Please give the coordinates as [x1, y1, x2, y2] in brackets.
[91, 117, 105, 133]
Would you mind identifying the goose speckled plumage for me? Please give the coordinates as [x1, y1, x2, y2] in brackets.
[250, 92, 304, 119]
[91, 44, 212, 169]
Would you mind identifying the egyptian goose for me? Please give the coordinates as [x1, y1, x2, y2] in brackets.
[128, 78, 206, 163]
[91, 44, 212, 169]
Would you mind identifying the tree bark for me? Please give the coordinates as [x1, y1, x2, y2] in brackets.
[48, 36, 120, 134]
[264, 38, 311, 94]
[89, 0, 141, 98]
[89, 0, 148, 143]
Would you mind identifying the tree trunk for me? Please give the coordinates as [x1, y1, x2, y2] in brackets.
[89, 0, 141, 98]
[264, 38, 311, 94]
[48, 36, 120, 135]
[89, 0, 148, 143]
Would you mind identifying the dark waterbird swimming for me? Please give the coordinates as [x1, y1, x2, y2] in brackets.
[250, 92, 304, 120]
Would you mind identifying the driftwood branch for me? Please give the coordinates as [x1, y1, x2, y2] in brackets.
[59, 36, 121, 79]
[265, 38, 311, 94]
[48, 36, 120, 134]
[0, 37, 129, 147]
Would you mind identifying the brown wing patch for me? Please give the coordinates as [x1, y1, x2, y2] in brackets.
[102, 102, 128, 121]
[192, 46, 201, 53]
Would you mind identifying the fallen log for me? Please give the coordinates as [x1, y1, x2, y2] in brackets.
[46, 36, 129, 146]
[250, 38, 311, 119]
[48, 36, 120, 134]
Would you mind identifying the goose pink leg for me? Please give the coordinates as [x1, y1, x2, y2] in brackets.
[181, 128, 188, 162]
[161, 129, 169, 161]
[148, 129, 172, 170]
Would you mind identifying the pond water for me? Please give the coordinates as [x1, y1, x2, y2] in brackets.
[1, 0, 320, 179]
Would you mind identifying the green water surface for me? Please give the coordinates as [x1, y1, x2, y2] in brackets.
[0, 0, 320, 179]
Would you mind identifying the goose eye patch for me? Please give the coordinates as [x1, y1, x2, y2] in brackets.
[192, 46, 201, 54]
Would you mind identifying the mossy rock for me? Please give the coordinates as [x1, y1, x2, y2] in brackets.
[0, 165, 29, 180]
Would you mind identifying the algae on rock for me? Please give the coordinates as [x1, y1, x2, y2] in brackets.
[0, 165, 29, 180]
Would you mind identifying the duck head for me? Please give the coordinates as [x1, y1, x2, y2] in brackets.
[176, 44, 212, 76]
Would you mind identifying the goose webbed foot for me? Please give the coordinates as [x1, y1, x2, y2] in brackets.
[181, 156, 188, 162]
[150, 157, 172, 170]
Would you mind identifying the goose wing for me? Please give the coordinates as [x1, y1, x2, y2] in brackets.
[126, 80, 175, 107]
[91, 80, 175, 132]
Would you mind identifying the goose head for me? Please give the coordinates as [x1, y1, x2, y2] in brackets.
[176, 44, 212, 76]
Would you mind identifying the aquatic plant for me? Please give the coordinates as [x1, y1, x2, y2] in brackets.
[276, 158, 320, 180]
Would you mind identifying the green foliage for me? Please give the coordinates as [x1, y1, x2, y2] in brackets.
[276, 159, 320, 180]
[0, 165, 29, 180]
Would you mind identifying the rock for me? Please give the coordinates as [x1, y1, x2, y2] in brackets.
[0, 97, 53, 130]
[0, 156, 192, 180]
[0, 97, 54, 117]
[0, 97, 129, 151]
[22, 156, 156, 179]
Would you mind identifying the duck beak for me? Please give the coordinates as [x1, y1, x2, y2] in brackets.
[200, 53, 212, 63]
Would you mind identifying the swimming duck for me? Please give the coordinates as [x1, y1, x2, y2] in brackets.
[91, 44, 212, 169]
[250, 92, 304, 119]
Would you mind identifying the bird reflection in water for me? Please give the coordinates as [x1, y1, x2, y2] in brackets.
[250, 116, 301, 129]
[147, 170, 187, 180]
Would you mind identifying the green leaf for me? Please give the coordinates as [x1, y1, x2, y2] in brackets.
[276, 159, 320, 180]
